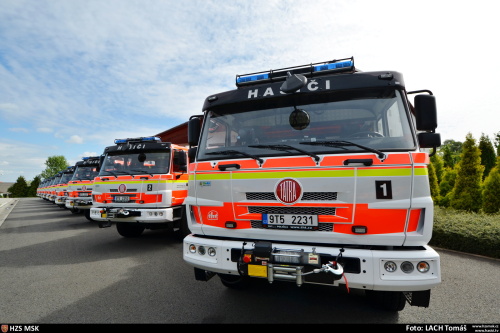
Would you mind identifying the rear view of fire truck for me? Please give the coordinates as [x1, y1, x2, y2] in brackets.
[90, 136, 190, 238]
[183, 57, 442, 311]
[66, 156, 100, 220]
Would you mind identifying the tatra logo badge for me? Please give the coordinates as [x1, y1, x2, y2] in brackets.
[275, 178, 302, 205]
[118, 184, 127, 193]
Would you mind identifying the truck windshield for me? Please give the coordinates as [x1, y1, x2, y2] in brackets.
[197, 89, 415, 161]
[72, 166, 99, 180]
[98, 151, 171, 176]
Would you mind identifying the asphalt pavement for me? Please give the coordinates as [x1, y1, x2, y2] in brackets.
[0, 198, 19, 227]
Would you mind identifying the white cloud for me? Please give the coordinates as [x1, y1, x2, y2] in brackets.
[67, 135, 84, 144]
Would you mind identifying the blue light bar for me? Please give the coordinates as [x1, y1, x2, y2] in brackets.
[236, 73, 270, 84]
[114, 136, 161, 144]
[313, 60, 353, 72]
[82, 157, 90, 160]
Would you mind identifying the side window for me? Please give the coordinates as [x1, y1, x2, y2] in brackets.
[206, 119, 227, 149]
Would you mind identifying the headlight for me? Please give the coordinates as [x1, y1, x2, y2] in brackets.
[188, 244, 196, 253]
[207, 247, 216, 257]
[401, 261, 414, 273]
[198, 246, 206, 255]
[384, 261, 397, 272]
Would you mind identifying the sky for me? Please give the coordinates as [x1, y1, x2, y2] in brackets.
[1, 0, 499, 183]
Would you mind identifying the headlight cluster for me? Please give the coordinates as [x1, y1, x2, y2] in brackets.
[384, 260, 430, 273]
[147, 212, 164, 216]
[188, 244, 216, 257]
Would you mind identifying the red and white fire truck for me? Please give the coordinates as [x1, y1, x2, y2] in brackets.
[65, 156, 100, 220]
[90, 136, 190, 238]
[182, 57, 442, 311]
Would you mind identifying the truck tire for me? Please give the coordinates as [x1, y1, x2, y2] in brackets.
[116, 223, 145, 237]
[175, 213, 190, 240]
[366, 290, 406, 311]
[218, 273, 251, 290]
[84, 209, 93, 221]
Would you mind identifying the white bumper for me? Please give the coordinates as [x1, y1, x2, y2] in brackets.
[90, 206, 177, 223]
[183, 235, 441, 291]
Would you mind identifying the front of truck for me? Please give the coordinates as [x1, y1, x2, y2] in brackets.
[183, 58, 442, 310]
[66, 157, 100, 218]
[89, 137, 189, 237]
[55, 166, 76, 208]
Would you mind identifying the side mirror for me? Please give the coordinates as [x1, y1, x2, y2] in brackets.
[188, 147, 197, 162]
[188, 117, 201, 147]
[414, 94, 437, 131]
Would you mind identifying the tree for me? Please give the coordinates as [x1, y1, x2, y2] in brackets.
[438, 167, 456, 207]
[428, 161, 440, 204]
[478, 133, 496, 180]
[493, 131, 500, 157]
[40, 156, 69, 179]
[430, 153, 444, 184]
[27, 175, 41, 197]
[439, 140, 462, 169]
[8, 176, 29, 197]
[482, 157, 500, 214]
[449, 133, 484, 212]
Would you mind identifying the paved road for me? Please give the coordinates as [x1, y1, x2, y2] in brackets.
[0, 198, 498, 324]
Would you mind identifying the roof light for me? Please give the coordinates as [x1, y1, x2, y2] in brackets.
[114, 136, 161, 144]
[235, 57, 355, 87]
[313, 60, 353, 73]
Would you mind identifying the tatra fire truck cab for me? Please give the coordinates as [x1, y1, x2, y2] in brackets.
[66, 156, 100, 220]
[90, 136, 190, 238]
[183, 57, 442, 311]
[55, 166, 76, 208]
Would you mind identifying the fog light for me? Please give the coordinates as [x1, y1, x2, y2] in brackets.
[198, 246, 206, 255]
[189, 244, 196, 253]
[384, 261, 397, 272]
[417, 261, 430, 273]
[352, 225, 367, 234]
[207, 247, 216, 256]
[401, 261, 414, 273]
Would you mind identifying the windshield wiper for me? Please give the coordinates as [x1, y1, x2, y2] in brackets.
[300, 140, 386, 161]
[131, 169, 154, 177]
[206, 149, 264, 164]
[249, 144, 320, 163]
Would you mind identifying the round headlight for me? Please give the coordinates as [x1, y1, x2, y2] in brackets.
[207, 247, 216, 257]
[188, 244, 196, 253]
[384, 261, 397, 272]
[198, 246, 206, 255]
[401, 261, 414, 273]
[417, 261, 430, 273]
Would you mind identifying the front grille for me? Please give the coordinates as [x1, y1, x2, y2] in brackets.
[246, 192, 337, 201]
[109, 189, 138, 192]
[248, 206, 335, 215]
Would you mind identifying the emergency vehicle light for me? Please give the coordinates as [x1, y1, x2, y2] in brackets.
[236, 57, 354, 87]
[114, 136, 161, 144]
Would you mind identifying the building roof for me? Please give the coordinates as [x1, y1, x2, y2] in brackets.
[0, 182, 14, 195]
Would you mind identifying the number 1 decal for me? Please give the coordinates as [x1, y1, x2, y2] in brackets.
[375, 180, 392, 199]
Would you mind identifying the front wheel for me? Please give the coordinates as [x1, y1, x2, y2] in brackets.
[218, 273, 251, 290]
[116, 223, 145, 237]
[366, 290, 406, 311]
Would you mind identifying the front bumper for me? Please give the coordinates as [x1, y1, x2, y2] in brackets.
[90, 206, 179, 223]
[183, 234, 441, 291]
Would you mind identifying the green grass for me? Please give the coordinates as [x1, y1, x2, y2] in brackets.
[430, 206, 500, 259]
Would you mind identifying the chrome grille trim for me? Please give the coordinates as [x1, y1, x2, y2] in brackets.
[246, 192, 337, 201]
[248, 206, 336, 215]
[250, 220, 333, 231]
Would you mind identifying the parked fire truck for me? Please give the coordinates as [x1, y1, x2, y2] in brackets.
[54, 166, 76, 208]
[65, 156, 100, 220]
[183, 57, 442, 311]
[90, 136, 190, 238]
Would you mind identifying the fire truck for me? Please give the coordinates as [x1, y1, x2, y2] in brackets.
[90, 136, 190, 238]
[183, 57, 442, 311]
[65, 156, 100, 220]
[54, 166, 76, 208]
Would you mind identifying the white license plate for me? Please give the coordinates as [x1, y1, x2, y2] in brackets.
[262, 214, 318, 230]
[114, 196, 130, 203]
[79, 193, 90, 197]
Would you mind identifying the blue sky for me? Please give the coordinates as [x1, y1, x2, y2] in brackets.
[1, 0, 499, 183]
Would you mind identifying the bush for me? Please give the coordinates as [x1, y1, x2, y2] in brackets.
[430, 206, 500, 259]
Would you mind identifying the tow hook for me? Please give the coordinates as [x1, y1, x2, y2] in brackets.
[118, 209, 129, 216]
